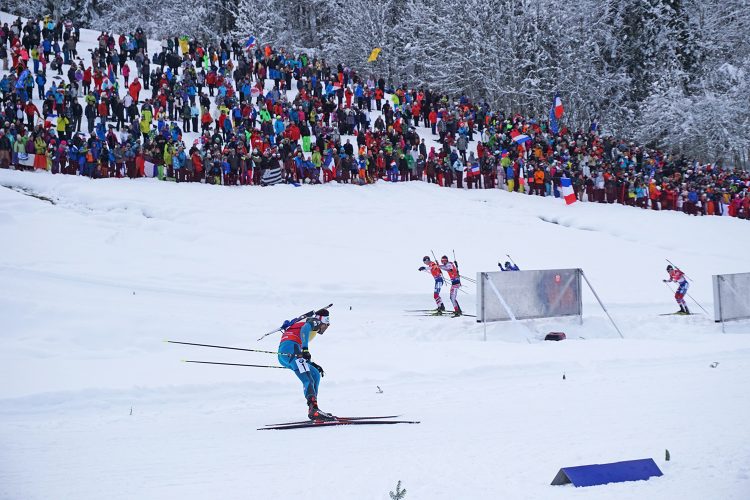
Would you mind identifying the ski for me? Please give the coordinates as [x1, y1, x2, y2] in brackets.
[259, 419, 420, 430]
[416, 313, 476, 318]
[406, 310, 475, 318]
[659, 312, 693, 316]
[264, 415, 401, 427]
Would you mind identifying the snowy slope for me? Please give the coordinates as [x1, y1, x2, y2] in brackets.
[2, 13, 750, 500]
[2, 169, 750, 500]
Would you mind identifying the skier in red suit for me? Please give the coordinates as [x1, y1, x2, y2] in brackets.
[664, 265, 690, 314]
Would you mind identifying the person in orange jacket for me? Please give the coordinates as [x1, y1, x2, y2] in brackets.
[419, 256, 445, 314]
[128, 78, 141, 102]
[374, 87, 384, 111]
[428, 109, 438, 135]
[200, 108, 213, 133]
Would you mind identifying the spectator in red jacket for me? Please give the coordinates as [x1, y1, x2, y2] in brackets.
[128, 78, 141, 102]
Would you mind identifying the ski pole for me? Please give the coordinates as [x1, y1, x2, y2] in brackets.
[688, 294, 710, 315]
[166, 340, 294, 356]
[182, 360, 286, 369]
[448, 249, 473, 284]
[256, 303, 333, 341]
[506, 254, 518, 268]
[430, 249, 447, 279]
[662, 281, 709, 315]
[430, 249, 442, 267]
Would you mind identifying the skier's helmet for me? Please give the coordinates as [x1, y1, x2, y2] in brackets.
[441, 255, 449, 262]
[315, 308, 330, 332]
[423, 256, 430, 263]
[505, 261, 511, 268]
[666, 265, 673, 272]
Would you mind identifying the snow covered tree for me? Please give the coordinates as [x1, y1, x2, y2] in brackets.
[232, 0, 286, 47]
[272, 0, 338, 49]
[323, 0, 407, 86]
[96, 0, 217, 41]
[403, 0, 502, 102]
[5, 0, 104, 25]
[634, 0, 750, 164]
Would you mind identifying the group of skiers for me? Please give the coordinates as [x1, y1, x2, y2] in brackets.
[279, 260, 692, 421]
[418, 255, 463, 316]
[416, 258, 691, 316]
[415, 255, 522, 316]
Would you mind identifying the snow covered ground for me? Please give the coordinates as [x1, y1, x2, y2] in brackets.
[2, 168, 750, 500]
[2, 11, 750, 500]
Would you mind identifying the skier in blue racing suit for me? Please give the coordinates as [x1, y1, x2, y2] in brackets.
[278, 308, 333, 420]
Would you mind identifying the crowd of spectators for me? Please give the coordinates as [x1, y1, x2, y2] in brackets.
[0, 14, 748, 219]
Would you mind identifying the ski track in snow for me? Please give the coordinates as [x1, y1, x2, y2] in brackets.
[2, 12, 750, 500]
[3, 167, 750, 500]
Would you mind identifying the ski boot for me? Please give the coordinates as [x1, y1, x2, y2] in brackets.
[452, 306, 463, 318]
[676, 304, 687, 315]
[307, 396, 335, 421]
[435, 303, 446, 316]
[683, 305, 690, 315]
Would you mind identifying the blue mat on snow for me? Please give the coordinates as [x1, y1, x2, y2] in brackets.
[551, 458, 663, 487]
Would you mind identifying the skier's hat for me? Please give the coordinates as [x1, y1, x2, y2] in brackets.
[315, 308, 330, 324]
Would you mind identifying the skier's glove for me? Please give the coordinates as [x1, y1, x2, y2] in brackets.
[662, 279, 668, 283]
[300, 349, 311, 360]
[281, 319, 293, 330]
[311, 361, 325, 377]
[418, 266, 425, 271]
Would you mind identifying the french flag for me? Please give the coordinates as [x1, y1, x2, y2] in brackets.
[553, 94, 564, 119]
[549, 106, 559, 134]
[245, 36, 257, 49]
[560, 177, 577, 205]
[512, 134, 531, 146]
[468, 163, 481, 177]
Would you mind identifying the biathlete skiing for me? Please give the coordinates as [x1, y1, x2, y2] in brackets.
[663, 264, 690, 314]
[419, 256, 445, 314]
[438, 255, 462, 316]
[499, 261, 520, 271]
[278, 308, 334, 420]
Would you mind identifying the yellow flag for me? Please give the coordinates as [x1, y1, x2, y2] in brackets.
[367, 48, 381, 63]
